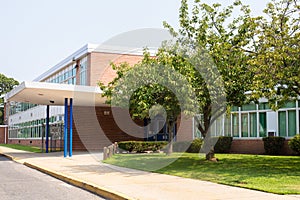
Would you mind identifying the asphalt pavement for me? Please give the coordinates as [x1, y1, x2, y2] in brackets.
[0, 155, 105, 200]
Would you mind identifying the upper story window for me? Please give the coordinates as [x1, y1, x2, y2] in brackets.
[43, 64, 76, 85]
[79, 57, 88, 85]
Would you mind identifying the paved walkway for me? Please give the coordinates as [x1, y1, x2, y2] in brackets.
[0, 146, 299, 200]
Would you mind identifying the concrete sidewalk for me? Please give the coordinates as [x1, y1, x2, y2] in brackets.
[0, 146, 299, 200]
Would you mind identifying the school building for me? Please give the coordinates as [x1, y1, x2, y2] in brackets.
[2, 43, 297, 154]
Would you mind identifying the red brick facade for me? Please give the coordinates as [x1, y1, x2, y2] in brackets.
[230, 139, 295, 155]
[0, 126, 8, 144]
[7, 138, 62, 151]
[89, 52, 143, 86]
[176, 115, 193, 141]
[71, 106, 144, 150]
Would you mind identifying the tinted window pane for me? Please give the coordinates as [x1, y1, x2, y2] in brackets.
[288, 110, 296, 137]
[278, 111, 286, 137]
[259, 112, 267, 137]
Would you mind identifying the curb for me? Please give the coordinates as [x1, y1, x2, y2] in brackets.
[0, 152, 14, 161]
[0, 152, 133, 200]
[0, 152, 23, 164]
[23, 162, 132, 200]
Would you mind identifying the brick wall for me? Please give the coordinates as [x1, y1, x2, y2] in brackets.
[71, 106, 144, 150]
[0, 126, 7, 144]
[176, 115, 193, 141]
[230, 139, 295, 155]
[230, 139, 265, 154]
[8, 138, 62, 151]
[89, 52, 143, 86]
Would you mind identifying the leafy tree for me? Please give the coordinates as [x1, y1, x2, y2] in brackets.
[249, 0, 300, 109]
[0, 73, 19, 124]
[100, 54, 198, 155]
[162, 0, 259, 159]
[100, 0, 259, 159]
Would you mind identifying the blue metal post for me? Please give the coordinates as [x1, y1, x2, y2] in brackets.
[64, 98, 68, 157]
[46, 105, 50, 153]
[69, 98, 73, 157]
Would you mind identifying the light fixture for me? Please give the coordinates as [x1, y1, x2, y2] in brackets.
[103, 111, 110, 116]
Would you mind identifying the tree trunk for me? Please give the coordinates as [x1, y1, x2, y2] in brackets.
[166, 121, 175, 156]
[205, 146, 215, 161]
[197, 115, 217, 161]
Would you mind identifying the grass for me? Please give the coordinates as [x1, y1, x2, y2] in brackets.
[0, 144, 42, 153]
[103, 153, 300, 194]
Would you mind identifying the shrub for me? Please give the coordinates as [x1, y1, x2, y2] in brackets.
[263, 136, 285, 155]
[118, 141, 139, 152]
[214, 136, 233, 153]
[201, 136, 233, 154]
[187, 138, 203, 153]
[288, 134, 300, 154]
[118, 141, 168, 153]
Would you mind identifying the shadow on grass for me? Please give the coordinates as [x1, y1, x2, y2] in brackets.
[104, 153, 300, 194]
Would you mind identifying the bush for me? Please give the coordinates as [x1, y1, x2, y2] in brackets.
[118, 141, 168, 153]
[214, 136, 233, 153]
[288, 134, 300, 154]
[187, 138, 203, 153]
[263, 136, 285, 155]
[201, 136, 233, 154]
[172, 139, 203, 153]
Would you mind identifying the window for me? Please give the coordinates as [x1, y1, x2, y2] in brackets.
[79, 57, 88, 85]
[259, 112, 267, 137]
[231, 106, 239, 112]
[278, 111, 286, 137]
[279, 110, 297, 137]
[215, 117, 223, 136]
[259, 102, 270, 110]
[241, 113, 248, 137]
[224, 115, 231, 136]
[232, 113, 239, 137]
[249, 113, 257, 137]
[282, 101, 296, 109]
[288, 110, 296, 137]
[241, 104, 256, 111]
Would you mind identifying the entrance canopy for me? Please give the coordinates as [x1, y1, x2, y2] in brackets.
[4, 81, 106, 106]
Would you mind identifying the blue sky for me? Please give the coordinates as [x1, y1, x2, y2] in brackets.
[0, 0, 269, 82]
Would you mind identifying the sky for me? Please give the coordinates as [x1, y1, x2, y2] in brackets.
[0, 0, 269, 82]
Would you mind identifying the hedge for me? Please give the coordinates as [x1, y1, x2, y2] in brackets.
[188, 138, 204, 153]
[214, 136, 233, 153]
[288, 134, 300, 154]
[118, 141, 168, 153]
[173, 136, 232, 153]
[263, 136, 285, 155]
[172, 139, 203, 153]
[118, 136, 233, 154]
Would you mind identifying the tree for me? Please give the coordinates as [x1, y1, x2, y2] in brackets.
[162, 0, 260, 159]
[100, 53, 198, 155]
[0, 73, 19, 124]
[249, 0, 300, 109]
[100, 0, 260, 160]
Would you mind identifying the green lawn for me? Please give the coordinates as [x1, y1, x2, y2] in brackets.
[0, 144, 42, 153]
[104, 153, 300, 194]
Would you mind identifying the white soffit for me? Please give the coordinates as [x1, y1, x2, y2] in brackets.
[4, 82, 106, 106]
